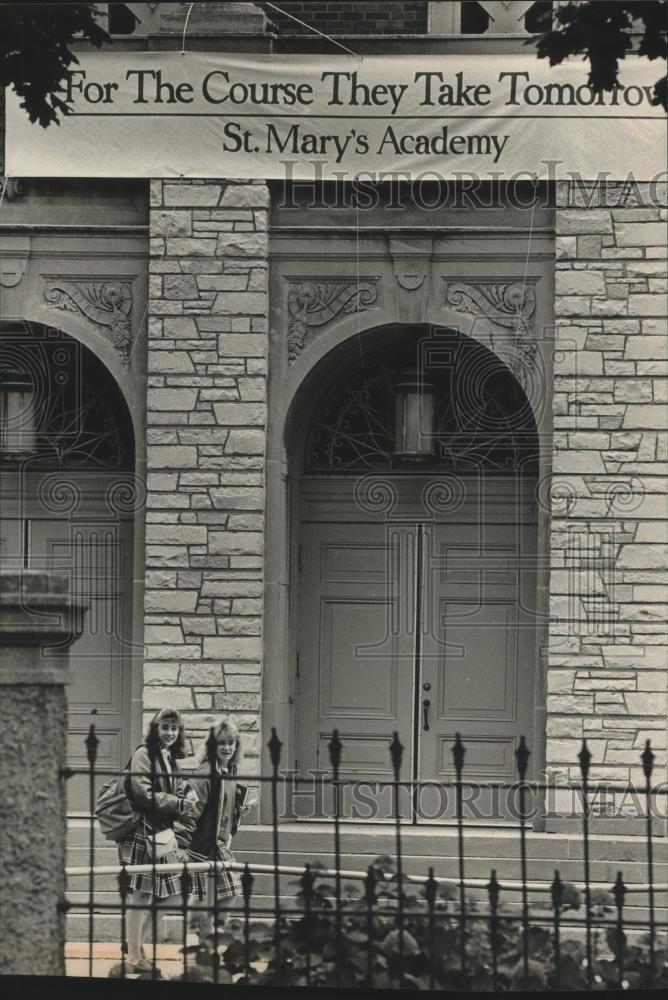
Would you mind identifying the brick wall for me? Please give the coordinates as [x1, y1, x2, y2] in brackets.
[146, 179, 269, 772]
[265, 1, 428, 34]
[547, 180, 668, 788]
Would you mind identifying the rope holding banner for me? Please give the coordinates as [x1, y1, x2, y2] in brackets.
[264, 2, 358, 57]
[181, 2, 196, 54]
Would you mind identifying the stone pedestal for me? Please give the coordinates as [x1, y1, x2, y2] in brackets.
[0, 572, 86, 976]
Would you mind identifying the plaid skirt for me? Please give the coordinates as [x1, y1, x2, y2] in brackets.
[117, 828, 183, 899]
[186, 846, 241, 902]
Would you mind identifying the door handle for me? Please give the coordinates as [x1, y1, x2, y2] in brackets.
[422, 698, 431, 731]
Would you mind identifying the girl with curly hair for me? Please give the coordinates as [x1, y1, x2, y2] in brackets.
[117, 707, 197, 972]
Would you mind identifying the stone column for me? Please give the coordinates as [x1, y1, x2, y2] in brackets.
[548, 179, 668, 815]
[0, 571, 86, 975]
[146, 179, 269, 771]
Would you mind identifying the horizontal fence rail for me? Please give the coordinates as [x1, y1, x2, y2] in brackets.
[63, 726, 667, 989]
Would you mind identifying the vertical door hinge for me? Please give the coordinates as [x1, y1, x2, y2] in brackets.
[298, 544, 303, 571]
[296, 651, 301, 678]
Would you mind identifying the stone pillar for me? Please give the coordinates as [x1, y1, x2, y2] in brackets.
[146, 179, 269, 772]
[548, 180, 668, 809]
[0, 571, 86, 975]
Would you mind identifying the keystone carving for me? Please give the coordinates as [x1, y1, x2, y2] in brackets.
[443, 281, 537, 390]
[287, 280, 378, 363]
[0, 258, 28, 288]
[389, 237, 433, 291]
[44, 280, 133, 364]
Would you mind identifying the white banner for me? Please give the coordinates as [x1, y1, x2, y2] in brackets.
[5, 52, 666, 180]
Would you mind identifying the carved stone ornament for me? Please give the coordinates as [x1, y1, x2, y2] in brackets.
[389, 237, 433, 291]
[0, 258, 28, 288]
[287, 280, 378, 363]
[44, 280, 133, 364]
[443, 281, 537, 390]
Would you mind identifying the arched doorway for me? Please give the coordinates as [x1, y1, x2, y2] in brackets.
[0, 321, 137, 810]
[291, 326, 541, 820]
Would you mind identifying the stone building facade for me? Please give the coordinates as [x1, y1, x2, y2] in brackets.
[550, 183, 667, 790]
[0, 3, 665, 833]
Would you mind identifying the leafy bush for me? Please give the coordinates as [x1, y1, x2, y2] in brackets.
[173, 857, 667, 991]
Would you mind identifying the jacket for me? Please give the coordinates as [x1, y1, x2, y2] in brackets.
[126, 744, 188, 833]
[174, 761, 247, 858]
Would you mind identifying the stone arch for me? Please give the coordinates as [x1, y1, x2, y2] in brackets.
[263, 316, 550, 810]
[0, 318, 143, 805]
[282, 293, 546, 456]
[283, 320, 542, 472]
[18, 301, 142, 451]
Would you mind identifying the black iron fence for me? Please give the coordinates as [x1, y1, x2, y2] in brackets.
[64, 728, 667, 989]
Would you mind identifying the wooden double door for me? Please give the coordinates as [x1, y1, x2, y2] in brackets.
[0, 470, 136, 812]
[296, 475, 538, 821]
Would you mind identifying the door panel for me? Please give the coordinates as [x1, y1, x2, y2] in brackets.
[319, 599, 400, 718]
[298, 521, 415, 818]
[436, 602, 518, 718]
[297, 477, 538, 823]
[418, 518, 537, 820]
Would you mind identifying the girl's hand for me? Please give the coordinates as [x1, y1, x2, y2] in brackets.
[181, 798, 198, 817]
[240, 797, 257, 813]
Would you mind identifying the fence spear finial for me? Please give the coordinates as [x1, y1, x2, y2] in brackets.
[206, 727, 217, 769]
[425, 866, 438, 907]
[389, 731, 404, 778]
[452, 732, 465, 779]
[118, 864, 131, 902]
[516, 735, 530, 781]
[300, 862, 315, 906]
[241, 862, 254, 904]
[85, 724, 99, 766]
[268, 727, 283, 769]
[328, 729, 343, 775]
[364, 864, 377, 906]
[551, 869, 564, 911]
[641, 739, 654, 782]
[487, 868, 500, 909]
[578, 739, 592, 781]
[612, 871, 626, 910]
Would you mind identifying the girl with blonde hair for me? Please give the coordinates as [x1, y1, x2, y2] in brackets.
[175, 718, 253, 934]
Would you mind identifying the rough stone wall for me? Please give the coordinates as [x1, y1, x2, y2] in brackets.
[548, 179, 668, 790]
[145, 179, 268, 772]
[0, 684, 67, 974]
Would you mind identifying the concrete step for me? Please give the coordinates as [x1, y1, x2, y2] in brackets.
[68, 818, 664, 858]
[66, 820, 666, 941]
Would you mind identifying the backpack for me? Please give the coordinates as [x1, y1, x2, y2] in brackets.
[95, 758, 141, 842]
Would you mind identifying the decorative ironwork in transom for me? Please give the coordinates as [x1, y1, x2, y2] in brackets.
[0, 323, 134, 469]
[304, 333, 538, 474]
